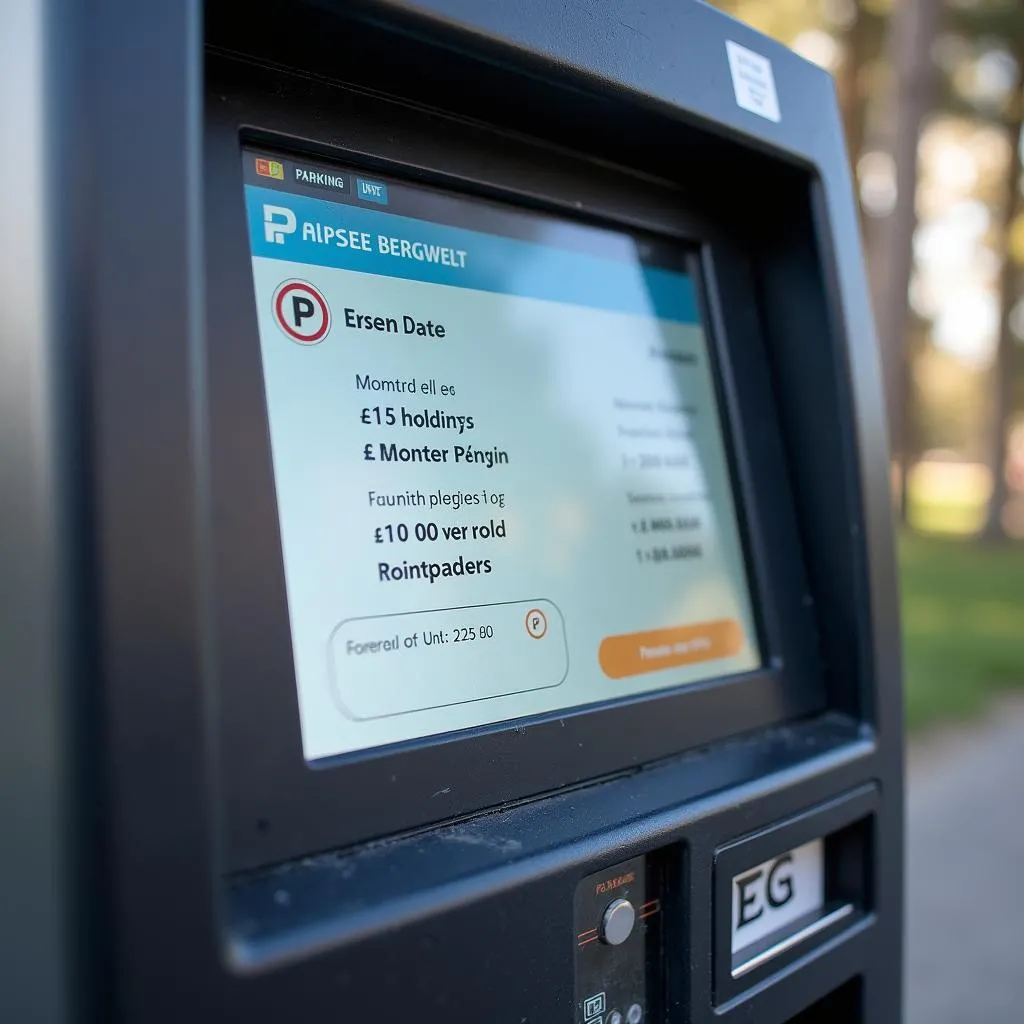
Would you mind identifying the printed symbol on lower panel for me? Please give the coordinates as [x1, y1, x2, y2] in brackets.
[583, 992, 606, 1020]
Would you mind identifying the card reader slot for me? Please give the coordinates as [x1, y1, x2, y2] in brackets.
[732, 901, 855, 979]
[714, 787, 877, 1005]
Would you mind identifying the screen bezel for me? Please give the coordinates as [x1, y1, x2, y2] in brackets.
[206, 59, 824, 872]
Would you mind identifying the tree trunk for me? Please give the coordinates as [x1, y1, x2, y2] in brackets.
[982, 76, 1024, 542]
[835, 3, 870, 187]
[872, 0, 944, 522]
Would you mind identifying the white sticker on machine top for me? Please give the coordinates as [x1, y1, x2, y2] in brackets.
[725, 40, 781, 123]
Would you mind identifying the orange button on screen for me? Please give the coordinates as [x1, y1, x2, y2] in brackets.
[598, 619, 744, 679]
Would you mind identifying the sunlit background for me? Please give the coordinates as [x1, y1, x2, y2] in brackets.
[714, 0, 1024, 734]
[708, 4, 1024, 1018]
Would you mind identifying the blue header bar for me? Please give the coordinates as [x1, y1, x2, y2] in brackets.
[245, 185, 699, 323]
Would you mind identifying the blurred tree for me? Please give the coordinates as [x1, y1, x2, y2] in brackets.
[833, 1, 877, 172]
[713, 0, 1024, 538]
[934, 5, 1024, 538]
[872, 0, 945, 521]
[983, 59, 1024, 540]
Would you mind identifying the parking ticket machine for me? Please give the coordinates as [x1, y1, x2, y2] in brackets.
[1, 0, 904, 1021]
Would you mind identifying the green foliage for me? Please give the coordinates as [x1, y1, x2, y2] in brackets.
[946, 2, 1024, 48]
[901, 532, 1024, 730]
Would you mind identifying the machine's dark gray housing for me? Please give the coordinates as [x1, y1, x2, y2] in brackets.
[1, 1, 903, 1023]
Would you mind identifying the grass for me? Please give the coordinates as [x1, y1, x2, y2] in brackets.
[901, 532, 1024, 732]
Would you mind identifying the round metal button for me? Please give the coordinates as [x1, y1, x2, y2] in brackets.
[627, 1004, 643, 1024]
[600, 897, 637, 946]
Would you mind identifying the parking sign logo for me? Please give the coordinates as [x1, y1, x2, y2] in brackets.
[272, 280, 331, 344]
[263, 204, 297, 244]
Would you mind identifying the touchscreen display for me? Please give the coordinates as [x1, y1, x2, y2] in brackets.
[242, 148, 761, 760]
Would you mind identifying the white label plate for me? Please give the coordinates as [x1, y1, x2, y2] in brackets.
[731, 838, 824, 954]
[725, 40, 781, 123]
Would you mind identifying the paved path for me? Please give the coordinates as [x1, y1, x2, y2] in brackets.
[906, 696, 1024, 1023]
